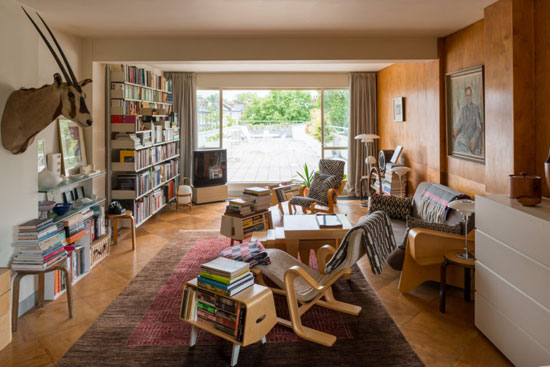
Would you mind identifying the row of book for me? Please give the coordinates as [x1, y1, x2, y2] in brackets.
[118, 143, 179, 169]
[372, 169, 409, 197]
[110, 100, 173, 116]
[123, 65, 172, 92]
[272, 183, 301, 203]
[111, 83, 171, 103]
[132, 177, 177, 225]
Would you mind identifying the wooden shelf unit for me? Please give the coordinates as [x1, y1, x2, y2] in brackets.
[181, 279, 276, 366]
[220, 210, 274, 243]
[106, 64, 179, 228]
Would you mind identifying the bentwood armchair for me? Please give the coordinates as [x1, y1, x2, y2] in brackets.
[288, 159, 345, 215]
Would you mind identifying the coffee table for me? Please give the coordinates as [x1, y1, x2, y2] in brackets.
[283, 214, 352, 265]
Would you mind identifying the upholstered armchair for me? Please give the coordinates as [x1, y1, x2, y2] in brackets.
[288, 159, 345, 215]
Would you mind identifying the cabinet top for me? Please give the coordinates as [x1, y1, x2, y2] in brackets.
[476, 194, 550, 222]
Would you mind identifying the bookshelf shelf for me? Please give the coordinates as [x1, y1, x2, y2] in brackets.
[48, 198, 106, 224]
[107, 64, 179, 229]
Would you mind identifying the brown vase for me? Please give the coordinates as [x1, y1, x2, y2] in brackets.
[545, 149, 550, 196]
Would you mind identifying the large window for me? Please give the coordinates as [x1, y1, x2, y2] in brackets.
[197, 89, 349, 183]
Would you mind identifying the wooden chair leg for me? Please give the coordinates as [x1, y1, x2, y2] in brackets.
[11, 273, 23, 332]
[129, 215, 136, 251]
[61, 266, 73, 318]
[287, 201, 294, 215]
[37, 273, 45, 308]
[112, 218, 118, 245]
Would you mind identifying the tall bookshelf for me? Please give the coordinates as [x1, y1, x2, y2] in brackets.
[106, 64, 180, 227]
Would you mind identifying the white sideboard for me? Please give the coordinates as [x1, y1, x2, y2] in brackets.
[475, 194, 550, 367]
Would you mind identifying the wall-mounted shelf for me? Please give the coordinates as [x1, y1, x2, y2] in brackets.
[38, 172, 105, 193]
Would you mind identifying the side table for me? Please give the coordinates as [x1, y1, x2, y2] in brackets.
[108, 210, 136, 251]
[440, 251, 475, 313]
[11, 257, 73, 332]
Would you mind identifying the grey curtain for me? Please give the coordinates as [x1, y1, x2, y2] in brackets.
[348, 72, 377, 196]
[165, 72, 196, 179]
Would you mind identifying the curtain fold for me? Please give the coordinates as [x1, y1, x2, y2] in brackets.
[165, 72, 196, 180]
[348, 72, 377, 197]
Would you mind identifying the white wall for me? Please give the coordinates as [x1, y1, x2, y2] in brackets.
[196, 72, 349, 89]
[0, 0, 86, 304]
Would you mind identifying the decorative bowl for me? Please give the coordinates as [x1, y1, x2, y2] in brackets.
[53, 203, 72, 216]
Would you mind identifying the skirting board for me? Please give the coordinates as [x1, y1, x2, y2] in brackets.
[192, 184, 228, 204]
[18, 291, 37, 317]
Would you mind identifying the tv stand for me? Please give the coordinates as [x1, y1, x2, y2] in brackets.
[192, 184, 228, 204]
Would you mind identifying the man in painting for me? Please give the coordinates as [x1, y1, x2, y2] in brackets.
[453, 86, 482, 155]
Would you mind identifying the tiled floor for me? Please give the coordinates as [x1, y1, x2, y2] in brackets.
[0, 200, 512, 366]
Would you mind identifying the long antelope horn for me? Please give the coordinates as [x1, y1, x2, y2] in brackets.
[35, 12, 80, 91]
[21, 7, 71, 85]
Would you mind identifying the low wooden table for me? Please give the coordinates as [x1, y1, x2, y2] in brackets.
[181, 279, 277, 366]
[11, 257, 73, 332]
[440, 251, 475, 313]
[283, 214, 352, 265]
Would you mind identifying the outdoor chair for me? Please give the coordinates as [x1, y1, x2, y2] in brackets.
[288, 159, 345, 214]
[252, 228, 364, 347]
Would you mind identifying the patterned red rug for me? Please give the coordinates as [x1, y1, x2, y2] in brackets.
[59, 230, 423, 367]
[126, 237, 351, 346]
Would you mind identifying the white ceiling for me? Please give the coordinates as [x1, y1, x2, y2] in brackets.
[150, 60, 394, 73]
[19, 0, 496, 39]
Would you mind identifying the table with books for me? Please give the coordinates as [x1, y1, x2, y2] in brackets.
[180, 257, 276, 366]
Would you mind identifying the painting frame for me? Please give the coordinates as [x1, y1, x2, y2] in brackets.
[37, 139, 46, 172]
[445, 65, 485, 164]
[58, 118, 88, 176]
[392, 97, 405, 122]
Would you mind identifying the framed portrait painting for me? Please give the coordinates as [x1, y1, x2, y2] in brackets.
[445, 65, 485, 163]
[58, 118, 88, 176]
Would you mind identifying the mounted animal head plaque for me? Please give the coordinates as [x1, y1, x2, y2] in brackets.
[1, 8, 93, 154]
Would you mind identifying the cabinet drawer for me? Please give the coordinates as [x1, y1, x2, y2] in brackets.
[476, 230, 550, 309]
[476, 293, 550, 367]
[476, 261, 550, 350]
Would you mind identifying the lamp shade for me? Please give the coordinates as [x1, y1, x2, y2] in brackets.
[391, 166, 411, 177]
[448, 199, 475, 215]
[355, 133, 380, 143]
[177, 185, 193, 204]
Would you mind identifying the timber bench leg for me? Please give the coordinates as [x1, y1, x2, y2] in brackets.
[11, 273, 24, 332]
[61, 266, 74, 318]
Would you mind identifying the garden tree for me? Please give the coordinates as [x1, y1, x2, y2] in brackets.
[240, 90, 317, 124]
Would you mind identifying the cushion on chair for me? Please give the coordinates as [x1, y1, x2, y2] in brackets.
[368, 193, 412, 220]
[289, 196, 323, 208]
[307, 173, 338, 205]
[319, 159, 345, 188]
[256, 249, 327, 302]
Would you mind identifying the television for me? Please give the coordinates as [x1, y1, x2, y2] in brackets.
[193, 149, 227, 187]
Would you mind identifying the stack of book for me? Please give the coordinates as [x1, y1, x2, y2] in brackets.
[225, 198, 253, 216]
[242, 187, 271, 211]
[372, 168, 408, 197]
[197, 257, 254, 297]
[11, 219, 67, 271]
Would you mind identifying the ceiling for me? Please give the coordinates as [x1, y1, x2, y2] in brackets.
[19, 0, 496, 39]
[149, 60, 394, 73]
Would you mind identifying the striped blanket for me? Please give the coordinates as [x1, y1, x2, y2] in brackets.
[324, 211, 397, 275]
[418, 184, 468, 223]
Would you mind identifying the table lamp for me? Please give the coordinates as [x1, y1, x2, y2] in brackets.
[390, 166, 411, 197]
[447, 199, 475, 260]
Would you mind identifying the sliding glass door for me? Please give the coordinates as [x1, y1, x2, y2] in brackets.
[196, 88, 349, 183]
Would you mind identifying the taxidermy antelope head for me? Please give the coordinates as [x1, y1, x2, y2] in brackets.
[1, 8, 93, 154]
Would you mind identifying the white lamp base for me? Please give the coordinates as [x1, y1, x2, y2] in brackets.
[456, 252, 475, 260]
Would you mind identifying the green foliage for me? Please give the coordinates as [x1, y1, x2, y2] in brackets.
[324, 90, 350, 128]
[295, 163, 315, 187]
[241, 90, 317, 124]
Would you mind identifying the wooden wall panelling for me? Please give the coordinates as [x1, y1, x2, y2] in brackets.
[511, 0, 536, 176]
[535, 0, 550, 197]
[483, 0, 515, 194]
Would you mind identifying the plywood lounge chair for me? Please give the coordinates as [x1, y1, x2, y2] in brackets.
[253, 229, 364, 347]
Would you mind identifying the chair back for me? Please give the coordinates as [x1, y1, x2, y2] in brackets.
[320, 229, 364, 286]
[319, 159, 345, 188]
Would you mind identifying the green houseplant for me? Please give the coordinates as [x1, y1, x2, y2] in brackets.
[296, 163, 315, 187]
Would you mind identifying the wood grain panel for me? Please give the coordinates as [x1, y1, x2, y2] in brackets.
[483, 0, 514, 194]
[443, 20, 487, 195]
[377, 61, 440, 193]
[535, 0, 550, 197]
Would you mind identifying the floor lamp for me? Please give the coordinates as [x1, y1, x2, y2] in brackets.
[354, 134, 380, 173]
[447, 199, 475, 260]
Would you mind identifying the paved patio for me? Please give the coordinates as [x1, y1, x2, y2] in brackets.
[226, 135, 322, 182]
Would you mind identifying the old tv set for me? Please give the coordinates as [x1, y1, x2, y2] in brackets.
[193, 149, 227, 187]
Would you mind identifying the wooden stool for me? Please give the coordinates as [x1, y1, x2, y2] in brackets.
[11, 257, 73, 332]
[108, 210, 136, 251]
[440, 251, 475, 313]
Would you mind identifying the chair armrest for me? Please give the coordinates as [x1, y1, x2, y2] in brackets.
[326, 188, 337, 204]
[316, 245, 337, 275]
[299, 185, 308, 196]
[408, 228, 475, 266]
[284, 265, 324, 292]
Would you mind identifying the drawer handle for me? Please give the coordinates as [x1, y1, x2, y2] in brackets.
[256, 314, 266, 324]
